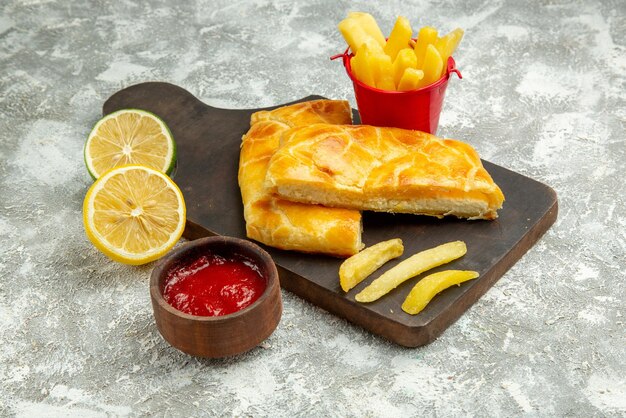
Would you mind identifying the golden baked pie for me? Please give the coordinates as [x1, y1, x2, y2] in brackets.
[265, 124, 504, 220]
[238, 100, 363, 256]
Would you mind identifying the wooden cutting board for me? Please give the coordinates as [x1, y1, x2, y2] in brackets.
[104, 82, 558, 347]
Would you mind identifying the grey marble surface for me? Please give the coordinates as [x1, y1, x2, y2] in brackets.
[1, 0, 625, 416]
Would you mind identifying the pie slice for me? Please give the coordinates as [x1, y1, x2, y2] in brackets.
[238, 100, 363, 257]
[265, 124, 504, 220]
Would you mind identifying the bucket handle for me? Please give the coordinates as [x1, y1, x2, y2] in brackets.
[330, 47, 350, 63]
[447, 56, 462, 79]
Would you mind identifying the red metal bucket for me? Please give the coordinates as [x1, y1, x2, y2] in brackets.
[332, 49, 462, 134]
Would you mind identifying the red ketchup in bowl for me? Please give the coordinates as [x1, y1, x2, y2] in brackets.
[162, 253, 267, 317]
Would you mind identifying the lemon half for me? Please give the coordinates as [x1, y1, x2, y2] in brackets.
[83, 165, 186, 265]
[84, 109, 176, 179]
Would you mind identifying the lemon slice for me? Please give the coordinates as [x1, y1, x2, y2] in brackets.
[84, 109, 176, 179]
[83, 165, 186, 265]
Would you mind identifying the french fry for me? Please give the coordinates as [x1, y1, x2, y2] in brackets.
[350, 38, 389, 88]
[435, 28, 464, 75]
[339, 238, 404, 292]
[363, 35, 384, 55]
[348, 12, 386, 48]
[350, 41, 376, 87]
[392, 48, 418, 86]
[402, 270, 478, 315]
[415, 44, 443, 88]
[355, 241, 467, 303]
[397, 68, 424, 91]
[370, 52, 395, 90]
[413, 26, 438, 69]
[338, 17, 372, 54]
[383, 16, 412, 61]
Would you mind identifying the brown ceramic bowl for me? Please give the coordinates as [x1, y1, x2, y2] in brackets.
[150, 236, 282, 358]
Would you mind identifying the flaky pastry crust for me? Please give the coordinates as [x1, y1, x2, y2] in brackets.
[265, 124, 504, 220]
[238, 100, 363, 257]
